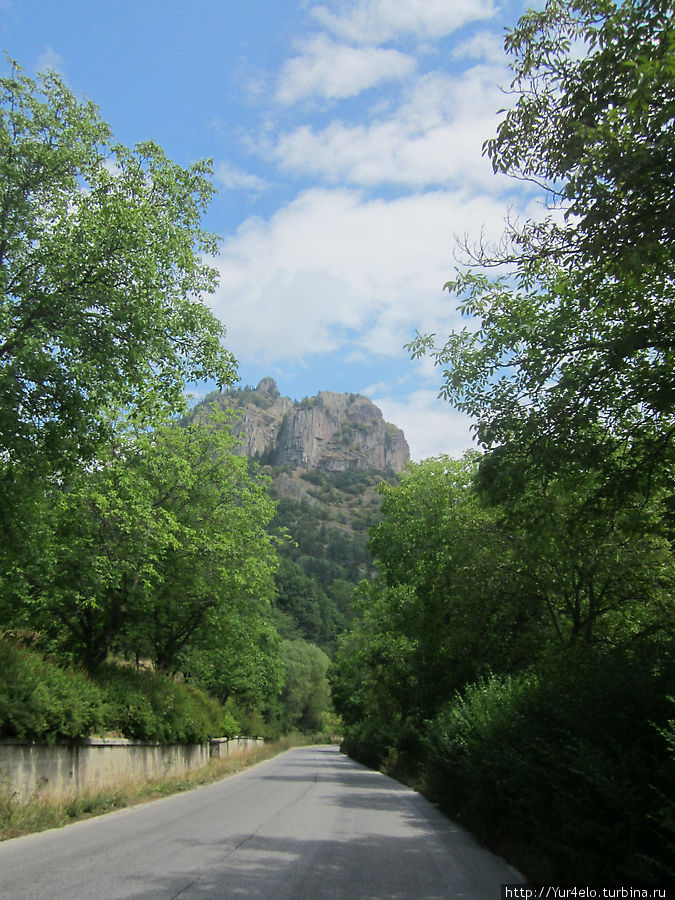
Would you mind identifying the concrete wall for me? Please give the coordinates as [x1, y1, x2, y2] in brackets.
[209, 737, 263, 760]
[0, 737, 264, 802]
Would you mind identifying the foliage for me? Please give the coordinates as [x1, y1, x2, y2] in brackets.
[409, 0, 675, 492]
[94, 663, 234, 744]
[0, 639, 234, 744]
[331, 456, 547, 731]
[0, 60, 235, 482]
[280, 640, 332, 733]
[340, 718, 401, 772]
[0, 638, 104, 742]
[182, 602, 284, 714]
[485, 462, 675, 647]
[425, 647, 675, 884]
[272, 557, 342, 651]
[5, 412, 278, 672]
[0, 60, 292, 744]
[268, 478, 381, 651]
[487, 0, 675, 273]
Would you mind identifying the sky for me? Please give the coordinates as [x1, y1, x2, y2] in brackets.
[0, 0, 539, 460]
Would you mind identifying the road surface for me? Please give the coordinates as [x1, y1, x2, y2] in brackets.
[0, 745, 523, 898]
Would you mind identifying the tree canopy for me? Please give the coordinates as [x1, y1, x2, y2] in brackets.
[0, 61, 236, 481]
[410, 0, 675, 491]
[6, 412, 279, 672]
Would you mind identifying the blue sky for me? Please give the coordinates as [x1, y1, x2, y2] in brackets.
[0, 0, 537, 460]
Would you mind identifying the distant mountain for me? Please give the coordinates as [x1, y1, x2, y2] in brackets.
[189, 379, 410, 652]
[192, 378, 410, 474]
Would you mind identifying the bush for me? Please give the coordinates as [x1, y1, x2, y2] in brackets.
[94, 664, 232, 744]
[0, 639, 105, 742]
[0, 642, 238, 746]
[425, 648, 675, 884]
[341, 718, 400, 770]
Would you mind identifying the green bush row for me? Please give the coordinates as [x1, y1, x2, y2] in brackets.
[0, 639, 105, 743]
[424, 648, 675, 885]
[95, 664, 239, 744]
[340, 646, 675, 884]
[0, 640, 238, 744]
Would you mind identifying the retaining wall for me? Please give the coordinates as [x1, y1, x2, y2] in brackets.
[0, 736, 264, 802]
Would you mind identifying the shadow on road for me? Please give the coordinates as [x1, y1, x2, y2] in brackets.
[119, 828, 494, 899]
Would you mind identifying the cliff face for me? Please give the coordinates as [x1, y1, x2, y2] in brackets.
[195, 378, 410, 474]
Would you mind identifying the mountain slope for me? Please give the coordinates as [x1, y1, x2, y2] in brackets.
[189, 379, 410, 651]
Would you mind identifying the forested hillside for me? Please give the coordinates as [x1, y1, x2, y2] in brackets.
[188, 380, 408, 653]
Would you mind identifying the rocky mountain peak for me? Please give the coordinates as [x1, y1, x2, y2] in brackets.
[257, 377, 280, 396]
[192, 380, 410, 474]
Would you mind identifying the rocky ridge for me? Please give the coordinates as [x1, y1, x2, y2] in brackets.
[194, 378, 410, 474]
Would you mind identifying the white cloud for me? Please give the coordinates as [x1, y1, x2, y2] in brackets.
[272, 66, 509, 189]
[210, 186, 512, 367]
[35, 45, 64, 74]
[215, 162, 268, 192]
[452, 29, 505, 61]
[311, 0, 496, 44]
[277, 35, 415, 104]
[369, 387, 477, 461]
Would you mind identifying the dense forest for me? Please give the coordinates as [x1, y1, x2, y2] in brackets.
[331, 0, 675, 886]
[266, 468, 386, 651]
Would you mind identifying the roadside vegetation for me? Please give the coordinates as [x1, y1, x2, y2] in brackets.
[2, 0, 673, 882]
[331, 0, 675, 886]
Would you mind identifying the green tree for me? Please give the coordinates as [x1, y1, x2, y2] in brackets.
[332, 455, 674, 749]
[484, 464, 675, 648]
[13, 412, 278, 671]
[0, 61, 235, 484]
[410, 0, 675, 491]
[486, 0, 675, 272]
[127, 417, 279, 673]
[280, 639, 332, 732]
[181, 602, 284, 713]
[332, 456, 541, 732]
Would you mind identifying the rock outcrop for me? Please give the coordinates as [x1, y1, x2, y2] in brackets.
[194, 378, 410, 474]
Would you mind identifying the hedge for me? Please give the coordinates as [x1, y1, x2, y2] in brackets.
[0, 639, 238, 744]
[424, 647, 675, 885]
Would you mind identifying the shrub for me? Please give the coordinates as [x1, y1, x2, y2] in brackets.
[341, 718, 400, 770]
[94, 664, 231, 744]
[0, 639, 104, 742]
[425, 648, 675, 884]
[0, 642, 237, 745]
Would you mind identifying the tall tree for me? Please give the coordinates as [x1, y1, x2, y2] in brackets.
[333, 456, 542, 729]
[410, 0, 675, 492]
[332, 455, 674, 739]
[486, 0, 675, 272]
[281, 639, 332, 732]
[180, 601, 284, 713]
[15, 412, 278, 671]
[0, 61, 235, 482]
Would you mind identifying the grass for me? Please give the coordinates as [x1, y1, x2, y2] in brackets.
[0, 738, 300, 841]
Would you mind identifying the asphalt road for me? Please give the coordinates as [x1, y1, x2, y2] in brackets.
[0, 745, 523, 899]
